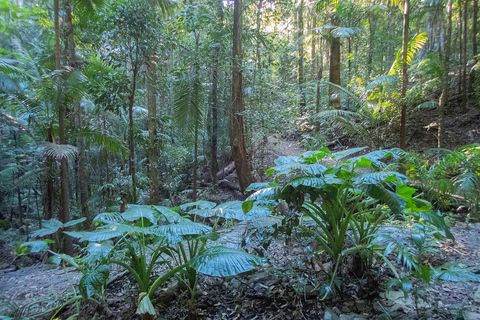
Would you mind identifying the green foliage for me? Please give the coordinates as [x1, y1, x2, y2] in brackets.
[404, 144, 480, 216]
[21, 204, 261, 318]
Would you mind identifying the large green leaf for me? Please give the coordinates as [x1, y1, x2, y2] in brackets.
[150, 220, 211, 243]
[86, 242, 112, 258]
[63, 217, 87, 228]
[353, 172, 407, 185]
[348, 149, 404, 167]
[46, 253, 79, 269]
[274, 156, 302, 166]
[245, 182, 271, 192]
[93, 212, 125, 224]
[366, 185, 406, 214]
[192, 201, 272, 220]
[65, 229, 123, 242]
[16, 240, 49, 255]
[287, 176, 342, 188]
[123, 204, 161, 224]
[330, 147, 367, 160]
[433, 263, 480, 282]
[79, 264, 111, 299]
[136, 293, 156, 316]
[179, 200, 216, 210]
[190, 246, 262, 277]
[31, 219, 63, 237]
[152, 206, 184, 223]
[302, 163, 329, 175]
[246, 187, 282, 202]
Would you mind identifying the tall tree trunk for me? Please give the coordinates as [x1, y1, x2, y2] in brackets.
[462, 0, 468, 113]
[232, 0, 253, 192]
[316, 43, 323, 132]
[210, 0, 223, 184]
[367, 3, 377, 78]
[399, 0, 410, 150]
[298, 0, 306, 112]
[471, 0, 478, 97]
[42, 127, 54, 220]
[458, 2, 463, 98]
[55, 0, 73, 255]
[311, 14, 316, 83]
[474, 0, 478, 60]
[192, 31, 201, 202]
[439, 0, 452, 148]
[66, 2, 90, 229]
[147, 59, 159, 205]
[128, 48, 139, 204]
[329, 16, 341, 110]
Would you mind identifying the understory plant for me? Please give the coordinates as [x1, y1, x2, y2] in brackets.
[19, 204, 262, 319]
[404, 144, 480, 218]
[244, 147, 454, 296]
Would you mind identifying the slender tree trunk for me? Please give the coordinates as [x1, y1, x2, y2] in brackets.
[128, 49, 139, 204]
[192, 31, 201, 202]
[298, 0, 306, 112]
[55, 0, 73, 255]
[316, 43, 323, 132]
[66, 2, 90, 229]
[42, 128, 54, 220]
[232, 0, 253, 192]
[311, 14, 316, 83]
[459, 2, 463, 98]
[462, 0, 468, 113]
[474, 0, 478, 60]
[471, 0, 478, 97]
[147, 59, 159, 205]
[439, 0, 452, 148]
[210, 0, 223, 184]
[367, 5, 377, 78]
[329, 16, 341, 110]
[399, 0, 410, 150]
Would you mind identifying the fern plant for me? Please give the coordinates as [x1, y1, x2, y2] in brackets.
[404, 144, 480, 218]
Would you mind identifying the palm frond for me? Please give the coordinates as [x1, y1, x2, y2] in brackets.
[364, 75, 399, 92]
[173, 75, 205, 138]
[41, 142, 78, 160]
[76, 126, 129, 157]
[331, 27, 361, 38]
[388, 33, 428, 75]
[415, 100, 438, 110]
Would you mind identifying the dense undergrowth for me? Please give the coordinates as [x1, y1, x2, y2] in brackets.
[3, 144, 479, 320]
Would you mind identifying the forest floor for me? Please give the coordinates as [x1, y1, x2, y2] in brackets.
[1, 216, 480, 319]
[1, 107, 480, 319]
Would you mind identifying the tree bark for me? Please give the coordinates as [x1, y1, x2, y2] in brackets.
[399, 0, 410, 150]
[298, 0, 306, 112]
[147, 59, 159, 205]
[439, 0, 452, 148]
[471, 0, 478, 97]
[55, 0, 73, 255]
[127, 45, 139, 204]
[66, 3, 90, 229]
[210, 0, 223, 184]
[231, 0, 253, 192]
[462, 0, 468, 113]
[329, 15, 341, 110]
